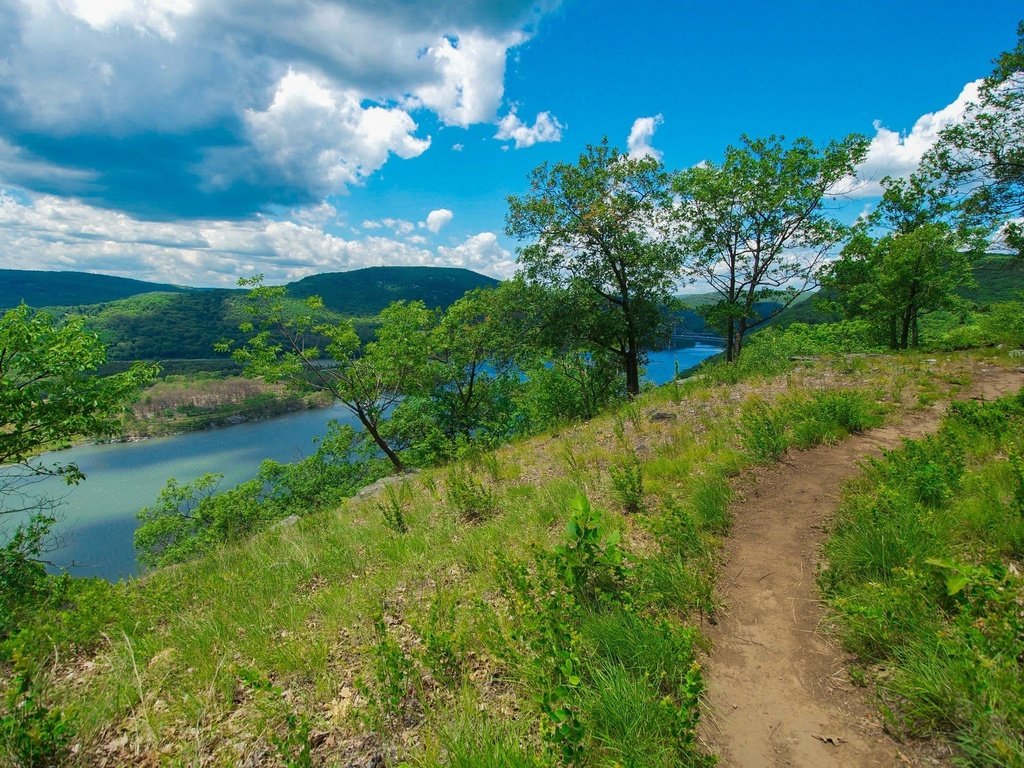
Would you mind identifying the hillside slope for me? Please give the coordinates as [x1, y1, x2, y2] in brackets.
[286, 265, 499, 315]
[0, 269, 187, 309]
[7, 348, 1014, 766]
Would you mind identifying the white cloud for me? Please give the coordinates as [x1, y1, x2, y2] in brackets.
[851, 80, 982, 197]
[452, 143, 464, 152]
[0, 189, 513, 284]
[0, 1, 557, 210]
[627, 114, 664, 160]
[437, 231, 515, 278]
[411, 31, 522, 128]
[494, 109, 564, 149]
[240, 70, 430, 195]
[424, 208, 454, 233]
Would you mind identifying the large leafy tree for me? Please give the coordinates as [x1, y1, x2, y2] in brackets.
[506, 140, 684, 396]
[821, 177, 977, 349]
[922, 22, 1024, 255]
[224, 277, 432, 473]
[1, 305, 155, 599]
[672, 134, 869, 361]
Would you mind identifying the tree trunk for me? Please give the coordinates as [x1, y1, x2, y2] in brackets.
[624, 346, 641, 397]
[362, 419, 405, 473]
[725, 320, 736, 363]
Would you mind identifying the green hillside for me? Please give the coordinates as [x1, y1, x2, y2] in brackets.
[0, 269, 188, 310]
[287, 266, 499, 315]
[11, 266, 500, 366]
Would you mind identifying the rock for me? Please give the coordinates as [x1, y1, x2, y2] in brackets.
[272, 514, 300, 529]
[649, 411, 676, 422]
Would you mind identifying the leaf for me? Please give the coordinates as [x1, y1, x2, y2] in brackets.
[945, 574, 971, 596]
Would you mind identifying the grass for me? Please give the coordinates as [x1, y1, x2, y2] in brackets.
[0, 348, 1005, 766]
[821, 388, 1024, 767]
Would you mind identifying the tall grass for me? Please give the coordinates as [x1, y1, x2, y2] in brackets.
[821, 391, 1024, 766]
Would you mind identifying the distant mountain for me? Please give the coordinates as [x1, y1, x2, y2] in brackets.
[0, 269, 188, 310]
[287, 266, 499, 315]
[0, 266, 500, 369]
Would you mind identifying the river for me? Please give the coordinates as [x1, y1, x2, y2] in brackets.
[10, 342, 722, 580]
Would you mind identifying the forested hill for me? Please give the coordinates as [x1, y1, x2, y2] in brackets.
[0, 266, 500, 366]
[287, 266, 499, 315]
[0, 269, 188, 309]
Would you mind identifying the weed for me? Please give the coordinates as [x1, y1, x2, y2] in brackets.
[0, 672, 69, 768]
[445, 465, 496, 522]
[609, 450, 645, 514]
[375, 482, 410, 534]
[739, 397, 788, 463]
[362, 615, 416, 726]
[238, 668, 313, 768]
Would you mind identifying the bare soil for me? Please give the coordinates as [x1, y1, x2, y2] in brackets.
[699, 363, 1024, 768]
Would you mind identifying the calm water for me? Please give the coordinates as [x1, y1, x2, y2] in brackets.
[12, 342, 722, 580]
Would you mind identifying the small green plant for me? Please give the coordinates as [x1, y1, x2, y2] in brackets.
[552, 494, 628, 606]
[417, 591, 463, 685]
[739, 397, 788, 463]
[0, 673, 69, 768]
[375, 482, 410, 534]
[238, 668, 312, 768]
[609, 451, 645, 514]
[479, 453, 502, 484]
[445, 465, 495, 522]
[559, 439, 590, 488]
[362, 616, 416, 725]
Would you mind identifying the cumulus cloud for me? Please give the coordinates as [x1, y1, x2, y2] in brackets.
[240, 70, 430, 195]
[0, 0, 556, 216]
[851, 80, 982, 197]
[424, 208, 454, 233]
[437, 232, 515, 278]
[0, 188, 512, 284]
[627, 114, 664, 160]
[494, 109, 564, 149]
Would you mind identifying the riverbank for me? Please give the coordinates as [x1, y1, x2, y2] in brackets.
[117, 375, 333, 440]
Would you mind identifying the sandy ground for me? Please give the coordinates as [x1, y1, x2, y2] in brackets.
[699, 363, 1024, 768]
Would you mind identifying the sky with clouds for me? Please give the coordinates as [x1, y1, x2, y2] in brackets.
[0, 0, 1020, 286]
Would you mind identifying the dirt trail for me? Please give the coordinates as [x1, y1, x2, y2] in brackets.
[699, 363, 1024, 768]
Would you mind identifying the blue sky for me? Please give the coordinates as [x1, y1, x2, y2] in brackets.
[0, 0, 1019, 287]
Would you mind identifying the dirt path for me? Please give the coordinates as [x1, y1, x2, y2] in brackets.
[699, 363, 1024, 768]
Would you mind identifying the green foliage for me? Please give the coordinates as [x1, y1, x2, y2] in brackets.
[822, 218, 977, 349]
[0, 305, 155, 631]
[609, 450, 645, 514]
[445, 465, 496, 522]
[375, 482, 410, 534]
[363, 616, 417, 726]
[238, 668, 313, 768]
[552, 495, 627, 606]
[739, 398, 789, 463]
[507, 139, 683, 395]
[226, 275, 434, 472]
[518, 351, 625, 428]
[0, 673, 69, 768]
[921, 22, 1024, 256]
[672, 132, 869, 361]
[135, 422, 381, 567]
[822, 392, 1024, 765]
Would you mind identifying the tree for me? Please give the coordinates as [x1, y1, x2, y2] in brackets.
[672, 133, 869, 361]
[224, 277, 432, 473]
[821, 174, 978, 350]
[1, 305, 155, 604]
[922, 22, 1024, 255]
[822, 224, 975, 349]
[506, 140, 683, 396]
